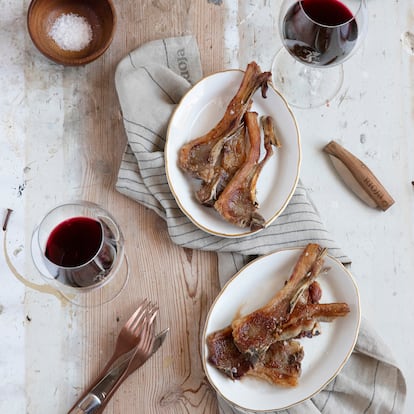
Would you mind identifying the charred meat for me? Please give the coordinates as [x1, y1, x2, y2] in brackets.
[178, 62, 271, 183]
[231, 244, 327, 359]
[206, 326, 252, 380]
[272, 302, 350, 342]
[207, 327, 304, 387]
[206, 244, 351, 387]
[246, 340, 304, 387]
[195, 124, 247, 206]
[206, 243, 351, 388]
[214, 112, 278, 231]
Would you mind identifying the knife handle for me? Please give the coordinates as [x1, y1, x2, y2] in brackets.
[92, 345, 147, 414]
[92, 376, 127, 414]
[323, 140, 394, 211]
[68, 394, 101, 414]
[92, 329, 163, 414]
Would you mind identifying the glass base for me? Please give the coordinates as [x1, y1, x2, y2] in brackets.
[59, 254, 130, 307]
[271, 48, 344, 109]
[3, 211, 130, 308]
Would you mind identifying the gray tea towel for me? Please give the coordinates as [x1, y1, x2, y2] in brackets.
[114, 36, 406, 413]
[115, 36, 349, 263]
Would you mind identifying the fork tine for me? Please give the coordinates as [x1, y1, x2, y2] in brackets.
[137, 316, 155, 352]
[148, 305, 158, 324]
[130, 303, 157, 335]
[128, 300, 152, 332]
[143, 306, 157, 329]
[125, 298, 148, 329]
[134, 306, 156, 345]
[149, 310, 158, 325]
[143, 322, 155, 352]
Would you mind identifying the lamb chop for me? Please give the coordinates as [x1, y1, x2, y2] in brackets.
[246, 340, 304, 387]
[195, 124, 247, 206]
[260, 115, 282, 150]
[213, 112, 279, 231]
[231, 244, 327, 359]
[272, 302, 350, 342]
[206, 326, 252, 380]
[206, 299, 349, 385]
[178, 62, 271, 183]
[206, 326, 304, 386]
[206, 281, 322, 382]
[197, 115, 281, 209]
[206, 244, 351, 387]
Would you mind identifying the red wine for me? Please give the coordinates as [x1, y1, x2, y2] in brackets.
[282, 0, 359, 66]
[45, 216, 103, 267]
[302, 0, 353, 26]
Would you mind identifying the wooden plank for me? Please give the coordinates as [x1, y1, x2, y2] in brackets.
[74, 1, 225, 412]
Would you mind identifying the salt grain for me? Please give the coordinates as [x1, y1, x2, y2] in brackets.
[48, 13, 93, 52]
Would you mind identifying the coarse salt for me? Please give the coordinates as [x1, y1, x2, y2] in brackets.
[48, 13, 93, 52]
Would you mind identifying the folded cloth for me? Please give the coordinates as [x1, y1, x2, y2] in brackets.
[114, 36, 406, 413]
[115, 36, 349, 263]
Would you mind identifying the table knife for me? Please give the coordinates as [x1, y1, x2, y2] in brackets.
[68, 329, 168, 414]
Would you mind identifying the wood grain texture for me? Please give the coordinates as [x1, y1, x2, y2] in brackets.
[73, 1, 224, 413]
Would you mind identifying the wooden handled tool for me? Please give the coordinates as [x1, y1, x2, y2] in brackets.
[323, 140, 395, 211]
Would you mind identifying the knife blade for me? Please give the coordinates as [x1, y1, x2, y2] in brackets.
[69, 329, 168, 414]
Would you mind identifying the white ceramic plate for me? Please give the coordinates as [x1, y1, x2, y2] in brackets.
[202, 248, 361, 412]
[165, 70, 301, 238]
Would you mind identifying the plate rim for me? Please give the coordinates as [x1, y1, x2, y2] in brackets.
[202, 246, 361, 412]
[165, 68, 302, 238]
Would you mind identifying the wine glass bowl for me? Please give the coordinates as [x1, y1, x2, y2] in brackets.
[31, 201, 129, 306]
[36, 201, 120, 289]
[272, 0, 367, 108]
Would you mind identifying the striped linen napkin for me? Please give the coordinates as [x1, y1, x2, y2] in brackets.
[114, 36, 406, 413]
[115, 36, 348, 263]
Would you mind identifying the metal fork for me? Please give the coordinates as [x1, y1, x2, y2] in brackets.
[69, 310, 157, 414]
[68, 299, 157, 412]
[105, 299, 154, 371]
[92, 317, 156, 414]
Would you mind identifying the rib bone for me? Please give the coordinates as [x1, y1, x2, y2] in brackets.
[231, 244, 327, 359]
[213, 111, 278, 230]
[178, 62, 271, 182]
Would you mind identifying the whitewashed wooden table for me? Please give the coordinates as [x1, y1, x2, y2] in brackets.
[1, 1, 413, 413]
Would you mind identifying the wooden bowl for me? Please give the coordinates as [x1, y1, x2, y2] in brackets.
[27, 0, 116, 66]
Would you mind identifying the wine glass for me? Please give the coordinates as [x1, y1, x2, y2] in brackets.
[272, 0, 367, 108]
[30, 201, 130, 307]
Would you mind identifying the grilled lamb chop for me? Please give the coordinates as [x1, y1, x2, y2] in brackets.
[261, 115, 282, 150]
[178, 62, 271, 183]
[207, 325, 304, 386]
[272, 302, 350, 342]
[206, 299, 349, 384]
[195, 124, 247, 206]
[213, 111, 278, 230]
[196, 115, 281, 209]
[246, 340, 304, 387]
[206, 244, 351, 388]
[206, 326, 252, 380]
[231, 244, 327, 359]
